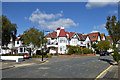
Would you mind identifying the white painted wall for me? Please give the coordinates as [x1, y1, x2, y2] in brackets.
[84, 36, 91, 49]
[17, 47, 29, 54]
[15, 40, 23, 47]
[97, 36, 101, 41]
[58, 37, 67, 54]
[49, 47, 56, 54]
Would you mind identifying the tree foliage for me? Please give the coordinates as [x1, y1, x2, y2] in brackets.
[21, 27, 47, 52]
[106, 16, 120, 48]
[105, 16, 120, 63]
[97, 40, 110, 52]
[1, 15, 17, 46]
[83, 48, 93, 54]
[91, 43, 98, 49]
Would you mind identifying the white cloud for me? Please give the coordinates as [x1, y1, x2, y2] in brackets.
[108, 10, 118, 15]
[93, 24, 106, 30]
[86, 0, 118, 9]
[90, 30, 100, 33]
[29, 9, 78, 30]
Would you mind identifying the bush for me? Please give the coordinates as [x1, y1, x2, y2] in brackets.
[83, 48, 93, 54]
[66, 45, 82, 55]
[32, 53, 52, 58]
[113, 49, 119, 63]
[45, 53, 52, 58]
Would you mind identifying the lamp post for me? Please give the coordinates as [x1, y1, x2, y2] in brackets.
[41, 30, 50, 61]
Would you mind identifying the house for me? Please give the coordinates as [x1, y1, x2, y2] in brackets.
[15, 34, 29, 54]
[1, 36, 15, 54]
[87, 32, 101, 44]
[46, 27, 88, 54]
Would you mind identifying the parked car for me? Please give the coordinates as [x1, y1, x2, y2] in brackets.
[23, 53, 31, 59]
[100, 52, 105, 56]
[100, 52, 111, 56]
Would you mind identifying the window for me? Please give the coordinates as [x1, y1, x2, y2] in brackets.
[17, 41, 19, 44]
[93, 36, 96, 38]
[20, 48, 23, 52]
[60, 46, 62, 51]
[81, 41, 83, 44]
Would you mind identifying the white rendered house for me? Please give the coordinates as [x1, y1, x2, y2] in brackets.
[46, 27, 86, 54]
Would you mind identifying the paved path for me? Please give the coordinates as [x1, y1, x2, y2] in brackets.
[2, 56, 113, 78]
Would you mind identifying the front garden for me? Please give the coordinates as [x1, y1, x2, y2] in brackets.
[65, 45, 94, 55]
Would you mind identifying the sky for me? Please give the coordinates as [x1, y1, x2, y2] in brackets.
[2, 1, 118, 36]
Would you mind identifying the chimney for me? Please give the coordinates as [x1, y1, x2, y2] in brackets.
[57, 27, 60, 36]
[61, 26, 64, 29]
[82, 33, 84, 35]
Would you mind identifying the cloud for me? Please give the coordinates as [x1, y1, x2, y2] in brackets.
[28, 8, 78, 30]
[86, 0, 118, 9]
[108, 10, 118, 15]
[93, 24, 106, 30]
[90, 30, 100, 33]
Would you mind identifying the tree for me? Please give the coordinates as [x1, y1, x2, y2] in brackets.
[91, 43, 98, 49]
[0, 15, 17, 46]
[21, 27, 47, 55]
[105, 16, 120, 63]
[97, 40, 110, 52]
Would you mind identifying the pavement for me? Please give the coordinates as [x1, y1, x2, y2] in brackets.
[0, 58, 48, 70]
[2, 56, 116, 78]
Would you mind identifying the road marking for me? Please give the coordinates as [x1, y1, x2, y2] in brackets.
[38, 67, 50, 69]
[95, 62, 116, 80]
[41, 60, 49, 64]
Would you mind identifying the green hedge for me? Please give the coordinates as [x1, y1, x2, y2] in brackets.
[83, 48, 93, 54]
[66, 45, 82, 55]
[32, 53, 52, 58]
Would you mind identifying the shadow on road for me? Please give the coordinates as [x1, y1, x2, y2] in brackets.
[99, 58, 114, 65]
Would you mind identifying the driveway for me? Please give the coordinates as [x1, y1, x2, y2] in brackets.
[2, 56, 113, 78]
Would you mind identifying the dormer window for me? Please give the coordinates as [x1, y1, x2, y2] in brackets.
[93, 36, 96, 38]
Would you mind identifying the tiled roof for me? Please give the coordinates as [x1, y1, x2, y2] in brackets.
[87, 32, 100, 41]
[18, 34, 21, 37]
[58, 29, 67, 37]
[77, 33, 85, 41]
[106, 36, 112, 41]
[106, 36, 113, 42]
[83, 35, 87, 39]
[46, 31, 57, 39]
[51, 31, 57, 38]
[15, 34, 22, 41]
[69, 32, 75, 38]
[45, 33, 51, 38]
[100, 33, 105, 39]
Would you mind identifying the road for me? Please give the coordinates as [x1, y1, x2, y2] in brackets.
[2, 56, 113, 78]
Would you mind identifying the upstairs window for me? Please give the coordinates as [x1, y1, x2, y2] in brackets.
[93, 36, 96, 38]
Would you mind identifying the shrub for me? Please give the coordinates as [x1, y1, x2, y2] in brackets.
[66, 45, 82, 55]
[83, 48, 93, 54]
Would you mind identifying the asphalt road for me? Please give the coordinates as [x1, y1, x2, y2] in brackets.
[2, 56, 113, 78]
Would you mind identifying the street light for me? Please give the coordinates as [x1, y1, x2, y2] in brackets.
[41, 30, 50, 61]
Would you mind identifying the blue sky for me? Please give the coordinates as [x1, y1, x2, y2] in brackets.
[2, 2, 118, 36]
